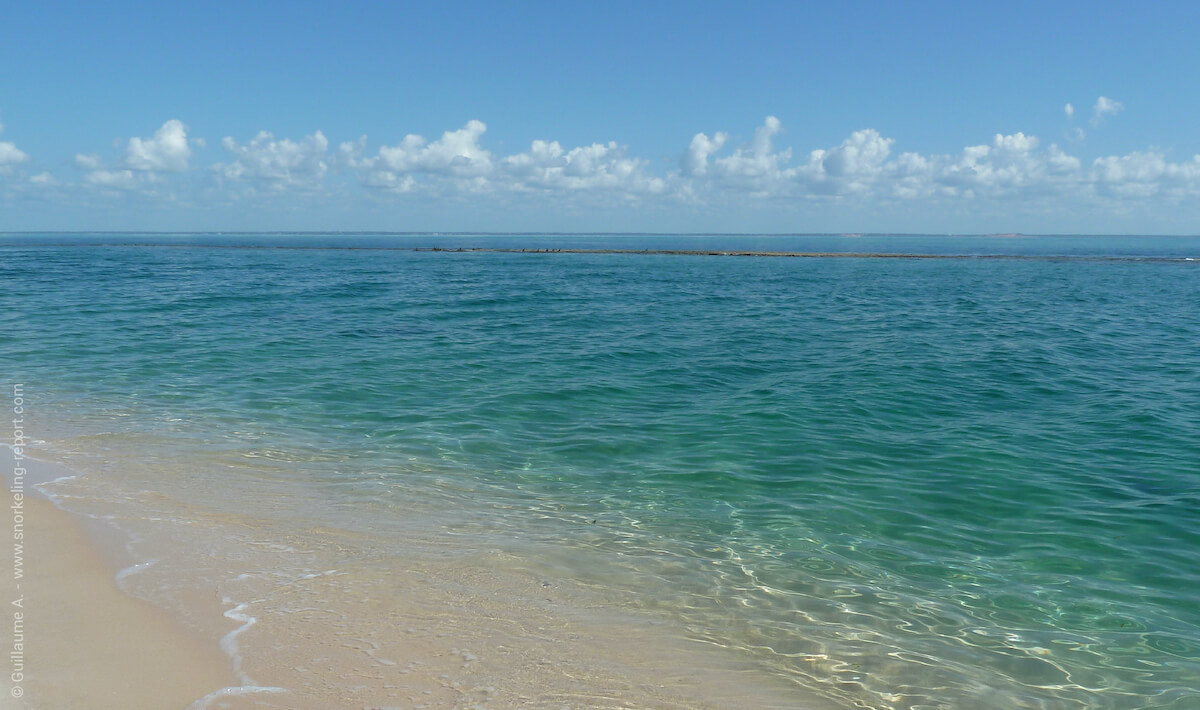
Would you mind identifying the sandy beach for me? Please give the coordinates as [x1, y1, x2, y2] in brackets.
[0, 495, 234, 709]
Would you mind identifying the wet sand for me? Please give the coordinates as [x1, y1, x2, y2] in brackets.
[0, 495, 234, 709]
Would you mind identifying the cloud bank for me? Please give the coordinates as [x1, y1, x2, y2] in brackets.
[8, 101, 1200, 230]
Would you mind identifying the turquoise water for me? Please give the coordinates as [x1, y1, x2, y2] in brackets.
[3, 235, 1200, 708]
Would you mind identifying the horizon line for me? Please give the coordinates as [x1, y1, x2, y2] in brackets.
[3, 231, 1200, 238]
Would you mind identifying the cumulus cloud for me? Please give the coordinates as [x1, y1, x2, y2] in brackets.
[125, 119, 191, 171]
[71, 120, 192, 192]
[803, 129, 895, 193]
[377, 120, 492, 177]
[500, 139, 664, 193]
[31, 113, 1200, 217]
[1045, 144, 1083, 174]
[0, 142, 28, 170]
[677, 118, 1087, 203]
[679, 119, 1159, 206]
[336, 136, 367, 168]
[712, 116, 791, 183]
[344, 120, 662, 197]
[1091, 151, 1200, 198]
[1091, 96, 1124, 126]
[677, 119, 1200, 208]
[346, 121, 493, 192]
[217, 130, 329, 187]
[1065, 103, 1075, 118]
[75, 153, 102, 170]
[681, 131, 727, 176]
[0, 124, 29, 172]
[931, 133, 1057, 198]
[84, 169, 144, 190]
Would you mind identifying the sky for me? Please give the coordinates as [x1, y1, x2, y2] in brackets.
[2, 0, 1199, 234]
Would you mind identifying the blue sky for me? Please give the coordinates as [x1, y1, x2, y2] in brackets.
[2, 1, 1199, 233]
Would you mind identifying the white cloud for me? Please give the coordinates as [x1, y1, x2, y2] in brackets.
[500, 139, 664, 193]
[938, 133, 1045, 196]
[1091, 96, 1124, 126]
[0, 142, 28, 171]
[30, 114, 1200, 220]
[804, 129, 895, 193]
[75, 153, 102, 170]
[500, 139, 562, 178]
[706, 121, 1200, 208]
[681, 131, 727, 176]
[993, 132, 1038, 153]
[350, 120, 493, 192]
[125, 119, 191, 171]
[676, 120, 1105, 204]
[365, 171, 416, 192]
[1065, 103, 1074, 118]
[0, 122, 29, 172]
[677, 120, 1170, 207]
[377, 120, 492, 177]
[712, 116, 791, 182]
[72, 121, 190, 191]
[345, 120, 663, 198]
[217, 130, 329, 187]
[84, 169, 143, 190]
[882, 132, 1088, 201]
[336, 136, 367, 168]
[1046, 144, 1082, 174]
[1091, 151, 1200, 198]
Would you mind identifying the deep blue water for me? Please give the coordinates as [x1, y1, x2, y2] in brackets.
[2, 234, 1199, 708]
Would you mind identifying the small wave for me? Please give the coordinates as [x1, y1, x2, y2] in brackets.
[31, 475, 79, 506]
[218, 600, 266, 687]
[186, 684, 287, 710]
[183, 600, 291, 709]
[114, 558, 159, 587]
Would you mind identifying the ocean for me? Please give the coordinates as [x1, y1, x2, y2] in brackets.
[3, 233, 1199, 708]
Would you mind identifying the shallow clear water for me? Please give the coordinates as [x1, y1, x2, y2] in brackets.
[3, 234, 1199, 708]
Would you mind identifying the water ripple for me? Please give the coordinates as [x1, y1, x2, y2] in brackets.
[4, 242, 1199, 708]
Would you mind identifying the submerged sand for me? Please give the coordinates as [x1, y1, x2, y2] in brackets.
[5, 456, 824, 709]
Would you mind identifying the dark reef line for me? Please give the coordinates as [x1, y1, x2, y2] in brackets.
[417, 247, 1197, 263]
[4, 242, 1196, 262]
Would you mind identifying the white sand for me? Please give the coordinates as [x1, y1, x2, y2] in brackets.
[0, 496, 234, 709]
